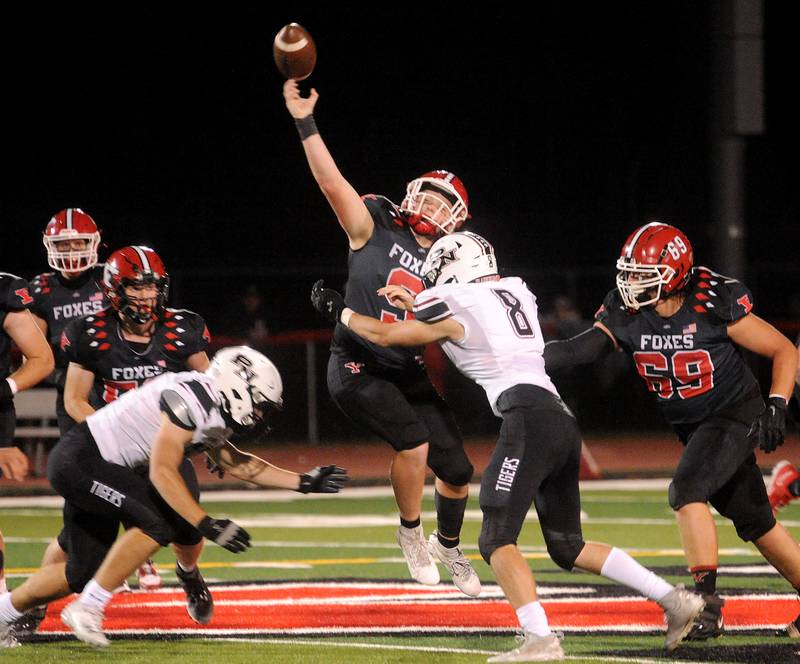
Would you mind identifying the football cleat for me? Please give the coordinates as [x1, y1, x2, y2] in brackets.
[397, 525, 439, 585]
[487, 632, 565, 662]
[768, 460, 800, 513]
[659, 584, 705, 651]
[175, 564, 214, 625]
[0, 621, 20, 649]
[428, 533, 482, 597]
[137, 560, 162, 591]
[60, 600, 109, 648]
[786, 613, 800, 638]
[8, 605, 47, 640]
[686, 593, 724, 640]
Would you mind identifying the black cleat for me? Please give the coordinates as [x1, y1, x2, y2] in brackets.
[686, 593, 724, 641]
[9, 605, 47, 641]
[175, 564, 214, 625]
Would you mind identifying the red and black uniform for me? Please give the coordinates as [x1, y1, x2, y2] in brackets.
[61, 307, 210, 409]
[0, 273, 34, 445]
[592, 268, 772, 542]
[29, 267, 107, 434]
[327, 196, 472, 485]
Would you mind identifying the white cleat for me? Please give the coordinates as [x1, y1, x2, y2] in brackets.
[487, 632, 565, 662]
[137, 560, 162, 591]
[659, 584, 705, 651]
[397, 526, 439, 585]
[60, 600, 109, 648]
[0, 622, 20, 649]
[428, 533, 482, 597]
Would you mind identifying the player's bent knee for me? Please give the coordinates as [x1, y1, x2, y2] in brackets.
[479, 532, 514, 565]
[543, 531, 585, 570]
[431, 458, 473, 487]
[668, 477, 709, 511]
[734, 511, 776, 542]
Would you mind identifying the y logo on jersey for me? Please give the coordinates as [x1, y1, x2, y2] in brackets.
[14, 288, 33, 306]
[345, 362, 365, 374]
[389, 243, 424, 276]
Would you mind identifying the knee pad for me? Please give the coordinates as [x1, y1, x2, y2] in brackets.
[428, 447, 473, 487]
[478, 509, 517, 565]
[65, 556, 102, 593]
[731, 510, 776, 542]
[543, 529, 585, 571]
[668, 476, 710, 511]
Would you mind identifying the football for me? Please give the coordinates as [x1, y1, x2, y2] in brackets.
[273, 23, 317, 80]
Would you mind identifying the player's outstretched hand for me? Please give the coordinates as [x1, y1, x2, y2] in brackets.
[311, 280, 346, 324]
[283, 79, 319, 119]
[377, 285, 415, 312]
[198, 516, 251, 553]
[0, 447, 29, 481]
[205, 453, 225, 479]
[756, 396, 788, 453]
[298, 465, 349, 494]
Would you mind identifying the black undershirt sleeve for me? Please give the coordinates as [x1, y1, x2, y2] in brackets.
[543, 326, 615, 374]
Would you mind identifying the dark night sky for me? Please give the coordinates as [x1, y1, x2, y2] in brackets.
[2, 4, 797, 325]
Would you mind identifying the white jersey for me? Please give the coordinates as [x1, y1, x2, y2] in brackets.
[413, 277, 558, 416]
[87, 370, 226, 468]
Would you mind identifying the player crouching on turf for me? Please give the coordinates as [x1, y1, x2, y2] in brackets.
[0, 346, 347, 648]
[311, 232, 703, 661]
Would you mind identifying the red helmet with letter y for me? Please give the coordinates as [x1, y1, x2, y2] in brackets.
[399, 170, 470, 236]
[615, 221, 694, 310]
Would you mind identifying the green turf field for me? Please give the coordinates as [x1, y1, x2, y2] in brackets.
[1, 483, 799, 663]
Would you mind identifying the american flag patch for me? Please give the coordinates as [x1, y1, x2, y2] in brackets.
[683, 323, 697, 334]
[90, 292, 104, 301]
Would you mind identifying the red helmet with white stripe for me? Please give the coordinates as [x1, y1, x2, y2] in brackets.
[616, 222, 694, 310]
[43, 208, 101, 273]
[399, 170, 469, 236]
[102, 246, 169, 323]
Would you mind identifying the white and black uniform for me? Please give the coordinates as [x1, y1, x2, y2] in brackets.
[47, 371, 224, 592]
[414, 278, 586, 568]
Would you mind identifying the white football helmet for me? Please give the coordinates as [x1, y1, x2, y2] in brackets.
[206, 346, 283, 429]
[421, 231, 498, 287]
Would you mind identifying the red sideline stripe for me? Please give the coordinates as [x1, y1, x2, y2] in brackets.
[35, 587, 800, 632]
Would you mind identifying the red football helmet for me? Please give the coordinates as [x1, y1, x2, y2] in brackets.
[616, 222, 694, 310]
[43, 208, 101, 272]
[102, 246, 169, 324]
[399, 170, 469, 236]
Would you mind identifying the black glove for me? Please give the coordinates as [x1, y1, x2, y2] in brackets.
[0, 380, 14, 408]
[298, 465, 349, 494]
[197, 516, 251, 553]
[755, 396, 788, 453]
[311, 280, 346, 324]
[205, 454, 225, 479]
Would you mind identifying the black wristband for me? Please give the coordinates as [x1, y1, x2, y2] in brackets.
[295, 114, 319, 141]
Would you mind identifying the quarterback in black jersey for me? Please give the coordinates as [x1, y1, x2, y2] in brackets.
[30, 208, 107, 435]
[0, 272, 54, 604]
[284, 79, 478, 593]
[544, 222, 800, 639]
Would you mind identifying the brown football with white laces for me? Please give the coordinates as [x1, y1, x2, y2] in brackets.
[273, 23, 316, 80]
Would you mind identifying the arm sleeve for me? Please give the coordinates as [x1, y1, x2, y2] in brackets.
[543, 326, 615, 374]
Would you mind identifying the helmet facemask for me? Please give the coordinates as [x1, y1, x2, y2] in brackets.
[615, 259, 676, 310]
[118, 278, 169, 324]
[400, 179, 468, 236]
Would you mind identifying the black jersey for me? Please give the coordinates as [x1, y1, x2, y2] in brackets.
[332, 195, 430, 370]
[29, 266, 107, 388]
[0, 272, 34, 381]
[595, 267, 760, 425]
[61, 307, 210, 408]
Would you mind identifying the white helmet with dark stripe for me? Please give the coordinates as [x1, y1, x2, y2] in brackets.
[207, 346, 284, 433]
[421, 231, 498, 287]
